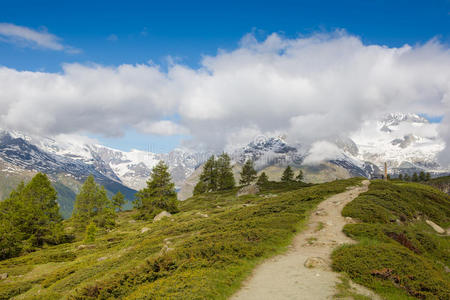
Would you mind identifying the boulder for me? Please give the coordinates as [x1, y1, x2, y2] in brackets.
[196, 212, 209, 218]
[304, 257, 327, 269]
[153, 211, 172, 222]
[237, 184, 260, 197]
[76, 244, 96, 250]
[141, 227, 150, 234]
[426, 220, 445, 234]
[0, 273, 7, 280]
[160, 244, 174, 255]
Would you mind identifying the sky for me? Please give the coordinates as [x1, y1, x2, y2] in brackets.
[0, 0, 449, 158]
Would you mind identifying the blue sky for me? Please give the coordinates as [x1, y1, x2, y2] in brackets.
[1, 0, 449, 152]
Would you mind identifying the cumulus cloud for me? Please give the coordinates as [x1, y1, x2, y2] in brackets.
[303, 141, 343, 165]
[0, 31, 449, 159]
[0, 23, 78, 52]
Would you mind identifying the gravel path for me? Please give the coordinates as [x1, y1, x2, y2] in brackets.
[231, 180, 380, 300]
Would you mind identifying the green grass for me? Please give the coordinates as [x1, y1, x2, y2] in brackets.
[333, 180, 450, 299]
[0, 177, 362, 300]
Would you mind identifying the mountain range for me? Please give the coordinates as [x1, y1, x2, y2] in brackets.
[0, 113, 447, 215]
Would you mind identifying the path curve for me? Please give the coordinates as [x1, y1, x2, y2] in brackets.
[231, 180, 380, 300]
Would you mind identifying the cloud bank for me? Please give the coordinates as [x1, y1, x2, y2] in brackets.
[0, 23, 78, 53]
[0, 31, 449, 164]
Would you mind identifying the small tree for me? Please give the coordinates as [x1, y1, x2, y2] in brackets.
[404, 174, 411, 181]
[194, 155, 218, 193]
[256, 172, 269, 188]
[412, 172, 419, 182]
[419, 171, 426, 182]
[281, 166, 294, 182]
[295, 170, 304, 182]
[135, 161, 179, 219]
[240, 160, 257, 186]
[112, 191, 125, 211]
[84, 222, 97, 243]
[425, 172, 431, 181]
[73, 175, 116, 230]
[398, 174, 403, 181]
[216, 153, 235, 190]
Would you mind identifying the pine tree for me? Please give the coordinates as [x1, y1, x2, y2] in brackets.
[425, 172, 431, 181]
[195, 155, 218, 193]
[281, 166, 294, 182]
[256, 172, 269, 188]
[216, 153, 235, 190]
[419, 171, 426, 182]
[135, 161, 179, 219]
[240, 160, 257, 186]
[404, 174, 411, 181]
[0, 173, 68, 258]
[412, 172, 419, 182]
[295, 170, 304, 182]
[73, 175, 116, 230]
[112, 191, 125, 211]
[398, 174, 403, 181]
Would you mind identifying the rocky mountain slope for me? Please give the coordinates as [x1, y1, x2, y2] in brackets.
[0, 113, 447, 206]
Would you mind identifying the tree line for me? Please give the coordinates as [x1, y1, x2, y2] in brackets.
[193, 154, 304, 194]
[397, 171, 431, 182]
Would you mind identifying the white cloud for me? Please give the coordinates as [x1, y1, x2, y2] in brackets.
[0, 23, 78, 52]
[0, 31, 449, 159]
[303, 141, 343, 165]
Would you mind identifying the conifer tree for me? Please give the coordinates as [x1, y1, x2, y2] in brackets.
[425, 172, 431, 181]
[135, 161, 179, 218]
[0, 173, 68, 258]
[295, 170, 304, 182]
[240, 159, 257, 186]
[281, 166, 294, 182]
[216, 153, 235, 190]
[194, 155, 218, 194]
[112, 191, 125, 211]
[256, 172, 269, 188]
[419, 171, 426, 182]
[398, 174, 403, 181]
[84, 222, 97, 243]
[404, 174, 411, 181]
[73, 175, 116, 230]
[412, 172, 419, 182]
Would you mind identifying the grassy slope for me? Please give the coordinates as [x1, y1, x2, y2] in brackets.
[332, 180, 450, 299]
[425, 175, 450, 195]
[0, 178, 362, 300]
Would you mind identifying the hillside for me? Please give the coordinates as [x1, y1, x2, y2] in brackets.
[425, 175, 450, 195]
[0, 178, 361, 299]
[333, 180, 450, 299]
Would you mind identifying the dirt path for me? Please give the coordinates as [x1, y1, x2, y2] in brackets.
[231, 180, 380, 300]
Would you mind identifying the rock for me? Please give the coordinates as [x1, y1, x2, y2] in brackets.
[77, 244, 96, 250]
[0, 273, 7, 280]
[153, 211, 172, 222]
[345, 217, 356, 223]
[141, 227, 150, 234]
[160, 244, 174, 255]
[315, 209, 327, 216]
[97, 256, 108, 261]
[304, 257, 326, 269]
[128, 220, 136, 223]
[237, 184, 260, 197]
[196, 212, 209, 218]
[426, 220, 445, 234]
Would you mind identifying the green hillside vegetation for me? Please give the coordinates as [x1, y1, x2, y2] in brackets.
[332, 180, 450, 299]
[0, 175, 362, 299]
[424, 175, 450, 195]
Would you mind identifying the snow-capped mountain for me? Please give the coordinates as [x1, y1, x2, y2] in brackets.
[351, 113, 445, 174]
[0, 113, 447, 200]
